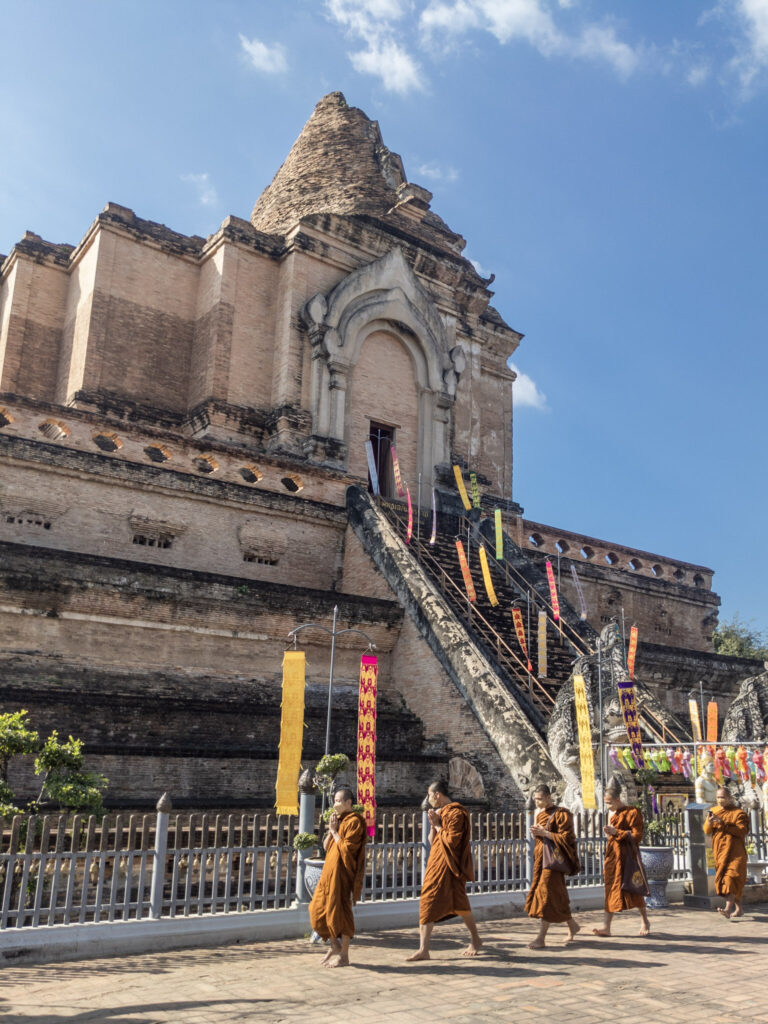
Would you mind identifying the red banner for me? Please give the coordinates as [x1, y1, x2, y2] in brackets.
[391, 444, 405, 498]
[706, 701, 718, 743]
[627, 625, 638, 680]
[406, 484, 413, 544]
[545, 560, 560, 620]
[357, 655, 378, 838]
[455, 540, 477, 602]
[512, 607, 532, 672]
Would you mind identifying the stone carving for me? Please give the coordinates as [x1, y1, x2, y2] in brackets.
[721, 671, 768, 744]
[694, 762, 717, 804]
[448, 756, 486, 800]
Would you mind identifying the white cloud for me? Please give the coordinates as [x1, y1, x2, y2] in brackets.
[181, 173, 218, 207]
[239, 34, 288, 74]
[729, 0, 768, 90]
[326, 0, 426, 92]
[687, 62, 711, 85]
[469, 257, 490, 276]
[508, 360, 548, 410]
[417, 161, 459, 181]
[420, 0, 640, 77]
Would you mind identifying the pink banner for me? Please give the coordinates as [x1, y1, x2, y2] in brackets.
[406, 484, 413, 543]
[357, 655, 378, 837]
[545, 560, 560, 621]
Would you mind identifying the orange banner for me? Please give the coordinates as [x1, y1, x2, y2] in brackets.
[391, 444, 405, 498]
[512, 607, 532, 672]
[627, 625, 638, 680]
[455, 540, 477, 602]
[357, 654, 378, 837]
[706, 701, 718, 744]
[545, 560, 560, 621]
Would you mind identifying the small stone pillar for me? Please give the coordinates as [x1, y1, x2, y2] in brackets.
[683, 803, 720, 909]
[296, 769, 317, 904]
[150, 792, 172, 920]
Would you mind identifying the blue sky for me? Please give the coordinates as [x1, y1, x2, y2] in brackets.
[1, 0, 766, 629]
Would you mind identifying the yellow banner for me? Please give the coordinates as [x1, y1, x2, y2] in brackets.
[706, 701, 718, 743]
[478, 546, 499, 606]
[455, 539, 477, 602]
[573, 674, 596, 809]
[494, 508, 503, 560]
[689, 699, 703, 742]
[470, 471, 480, 508]
[537, 610, 547, 678]
[275, 651, 306, 815]
[453, 465, 472, 511]
[627, 625, 638, 679]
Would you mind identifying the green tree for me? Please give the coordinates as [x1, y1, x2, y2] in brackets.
[713, 615, 768, 661]
[35, 732, 108, 815]
[0, 710, 39, 818]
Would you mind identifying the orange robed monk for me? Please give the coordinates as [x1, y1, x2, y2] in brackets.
[703, 786, 749, 919]
[592, 782, 651, 938]
[525, 783, 581, 948]
[309, 786, 367, 968]
[406, 779, 482, 961]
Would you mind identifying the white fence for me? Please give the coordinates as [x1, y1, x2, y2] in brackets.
[2, 805, 765, 930]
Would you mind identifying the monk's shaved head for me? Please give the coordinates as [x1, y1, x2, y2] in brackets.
[717, 787, 735, 806]
[429, 779, 451, 799]
[334, 786, 354, 804]
[534, 784, 552, 797]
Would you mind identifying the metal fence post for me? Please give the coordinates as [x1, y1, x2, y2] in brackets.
[525, 805, 535, 888]
[421, 809, 431, 885]
[150, 793, 172, 920]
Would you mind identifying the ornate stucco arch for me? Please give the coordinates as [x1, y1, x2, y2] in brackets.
[301, 247, 465, 474]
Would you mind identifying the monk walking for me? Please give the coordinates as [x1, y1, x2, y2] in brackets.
[703, 786, 749, 919]
[406, 780, 482, 960]
[592, 782, 651, 937]
[309, 786, 367, 968]
[525, 784, 581, 947]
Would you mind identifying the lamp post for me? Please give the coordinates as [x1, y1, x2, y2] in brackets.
[287, 604, 376, 771]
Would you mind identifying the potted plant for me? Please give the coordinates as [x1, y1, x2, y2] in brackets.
[297, 753, 352, 901]
[636, 767, 676, 908]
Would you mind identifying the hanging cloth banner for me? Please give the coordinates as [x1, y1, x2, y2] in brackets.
[573, 674, 597, 810]
[364, 440, 380, 496]
[453, 465, 472, 511]
[512, 606, 532, 672]
[494, 508, 503, 561]
[275, 651, 306, 816]
[627, 625, 639, 680]
[569, 564, 587, 620]
[391, 444, 405, 498]
[478, 546, 499, 606]
[545, 560, 560, 620]
[617, 678, 646, 769]
[406, 484, 413, 544]
[706, 701, 718, 743]
[689, 699, 703, 742]
[357, 654, 378, 837]
[455, 539, 477, 602]
[537, 610, 548, 678]
[430, 488, 437, 545]
[470, 471, 480, 508]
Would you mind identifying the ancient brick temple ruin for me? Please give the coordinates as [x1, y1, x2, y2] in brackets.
[0, 93, 760, 810]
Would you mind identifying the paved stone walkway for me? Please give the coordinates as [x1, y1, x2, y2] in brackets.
[0, 905, 767, 1024]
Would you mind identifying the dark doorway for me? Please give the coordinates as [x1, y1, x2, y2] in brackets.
[368, 422, 395, 497]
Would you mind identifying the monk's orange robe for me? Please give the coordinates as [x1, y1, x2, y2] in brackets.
[525, 806, 578, 923]
[419, 802, 474, 925]
[309, 811, 367, 940]
[603, 806, 645, 913]
[703, 804, 749, 902]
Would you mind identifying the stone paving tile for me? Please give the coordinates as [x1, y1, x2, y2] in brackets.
[0, 905, 767, 1023]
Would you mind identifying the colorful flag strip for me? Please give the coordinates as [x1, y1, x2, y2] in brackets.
[430, 488, 437, 545]
[512, 606, 532, 672]
[391, 444, 405, 498]
[406, 484, 413, 544]
[573, 674, 597, 810]
[494, 508, 503, 560]
[470, 471, 480, 508]
[569, 564, 587, 620]
[275, 651, 306, 815]
[364, 440, 379, 496]
[627, 625, 639, 680]
[455, 539, 477, 602]
[357, 654, 378, 837]
[689, 699, 703, 742]
[706, 701, 718, 744]
[478, 546, 499, 606]
[453, 465, 472, 511]
[537, 610, 548, 678]
[545, 560, 560, 621]
[617, 678, 646, 769]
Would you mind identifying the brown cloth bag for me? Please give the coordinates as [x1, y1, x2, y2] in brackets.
[541, 813, 580, 875]
[621, 833, 651, 896]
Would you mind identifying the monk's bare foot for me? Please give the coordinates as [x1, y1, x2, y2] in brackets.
[638, 924, 650, 937]
[732, 908, 744, 918]
[320, 948, 335, 965]
[717, 906, 732, 919]
[527, 940, 546, 949]
[564, 921, 581, 944]
[406, 949, 430, 961]
[592, 928, 611, 937]
[324, 954, 349, 968]
[462, 942, 482, 957]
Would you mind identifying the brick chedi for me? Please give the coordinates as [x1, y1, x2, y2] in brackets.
[0, 92, 757, 811]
